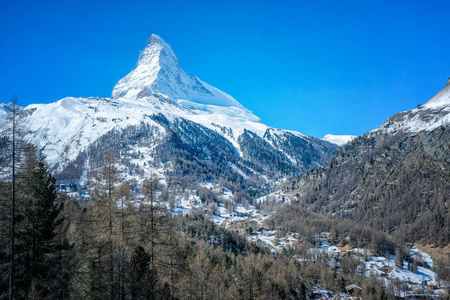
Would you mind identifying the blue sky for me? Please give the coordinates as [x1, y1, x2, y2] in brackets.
[1, 0, 449, 138]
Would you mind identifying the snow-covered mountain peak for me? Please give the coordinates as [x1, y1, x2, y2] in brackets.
[111, 34, 243, 109]
[136, 34, 178, 69]
[145, 34, 174, 58]
[422, 76, 450, 109]
[147, 33, 168, 47]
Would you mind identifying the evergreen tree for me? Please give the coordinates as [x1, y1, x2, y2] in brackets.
[130, 245, 159, 300]
[80, 260, 100, 300]
[15, 162, 64, 298]
[298, 282, 307, 300]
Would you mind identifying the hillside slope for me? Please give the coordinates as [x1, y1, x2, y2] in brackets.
[282, 80, 450, 245]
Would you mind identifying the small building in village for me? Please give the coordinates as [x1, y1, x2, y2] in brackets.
[345, 284, 362, 297]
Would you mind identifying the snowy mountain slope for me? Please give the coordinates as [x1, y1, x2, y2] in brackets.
[0, 34, 337, 188]
[19, 97, 167, 168]
[0, 104, 11, 124]
[372, 78, 450, 135]
[308, 78, 450, 147]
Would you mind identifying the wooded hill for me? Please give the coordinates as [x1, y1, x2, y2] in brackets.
[281, 126, 450, 246]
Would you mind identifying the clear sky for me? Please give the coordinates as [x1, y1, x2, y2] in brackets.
[1, 0, 449, 138]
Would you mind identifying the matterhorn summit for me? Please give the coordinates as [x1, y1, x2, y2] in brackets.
[112, 34, 241, 108]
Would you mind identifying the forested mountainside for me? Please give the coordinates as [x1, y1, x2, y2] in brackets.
[282, 124, 449, 246]
[41, 112, 335, 211]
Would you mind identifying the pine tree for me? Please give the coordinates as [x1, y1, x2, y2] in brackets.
[0, 97, 22, 300]
[9, 99, 17, 300]
[80, 260, 97, 300]
[15, 162, 64, 298]
[114, 182, 133, 300]
[157, 215, 185, 300]
[130, 245, 159, 300]
[298, 282, 307, 300]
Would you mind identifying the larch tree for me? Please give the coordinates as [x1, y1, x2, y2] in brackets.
[89, 150, 120, 300]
